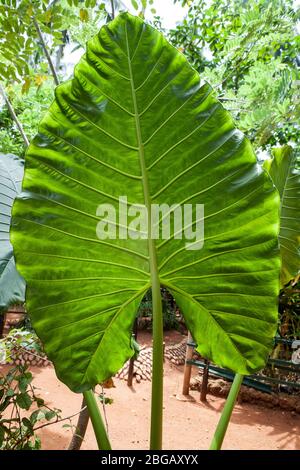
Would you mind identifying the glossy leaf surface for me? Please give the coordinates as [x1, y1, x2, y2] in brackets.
[0, 153, 25, 313]
[11, 13, 280, 392]
[264, 146, 300, 285]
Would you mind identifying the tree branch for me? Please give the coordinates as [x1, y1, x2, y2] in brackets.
[110, 0, 115, 19]
[11, 404, 88, 449]
[32, 405, 87, 433]
[32, 17, 59, 86]
[0, 83, 30, 147]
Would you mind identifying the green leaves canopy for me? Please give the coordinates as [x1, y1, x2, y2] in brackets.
[11, 13, 280, 392]
[263, 146, 300, 285]
[0, 153, 25, 313]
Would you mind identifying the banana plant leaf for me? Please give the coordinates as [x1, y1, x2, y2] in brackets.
[263, 146, 300, 286]
[11, 13, 280, 393]
[0, 153, 25, 313]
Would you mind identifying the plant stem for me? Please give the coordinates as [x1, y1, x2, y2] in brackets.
[32, 17, 59, 86]
[0, 83, 29, 147]
[209, 373, 244, 450]
[150, 265, 164, 450]
[83, 389, 111, 450]
[125, 28, 164, 450]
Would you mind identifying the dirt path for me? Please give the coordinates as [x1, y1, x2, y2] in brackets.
[4, 361, 298, 450]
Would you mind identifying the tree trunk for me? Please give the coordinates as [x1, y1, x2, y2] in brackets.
[182, 331, 193, 395]
[68, 397, 89, 450]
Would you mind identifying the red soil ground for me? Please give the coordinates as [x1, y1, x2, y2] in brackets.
[1, 331, 299, 450]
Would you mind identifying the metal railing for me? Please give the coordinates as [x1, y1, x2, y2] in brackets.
[182, 336, 300, 400]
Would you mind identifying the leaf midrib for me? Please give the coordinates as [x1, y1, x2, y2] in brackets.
[125, 24, 157, 284]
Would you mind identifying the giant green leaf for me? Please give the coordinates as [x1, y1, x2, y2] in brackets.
[11, 13, 280, 392]
[263, 145, 300, 286]
[0, 153, 25, 313]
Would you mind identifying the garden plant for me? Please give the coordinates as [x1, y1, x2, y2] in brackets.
[10, 12, 283, 450]
[0, 152, 25, 314]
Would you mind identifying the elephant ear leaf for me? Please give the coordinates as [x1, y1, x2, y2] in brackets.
[11, 13, 280, 393]
[0, 153, 25, 313]
[263, 145, 300, 286]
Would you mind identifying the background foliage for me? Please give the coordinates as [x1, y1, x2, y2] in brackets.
[171, 0, 299, 150]
[1, 0, 299, 155]
[0, 0, 299, 329]
[0, 329, 61, 449]
[0, 0, 297, 451]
